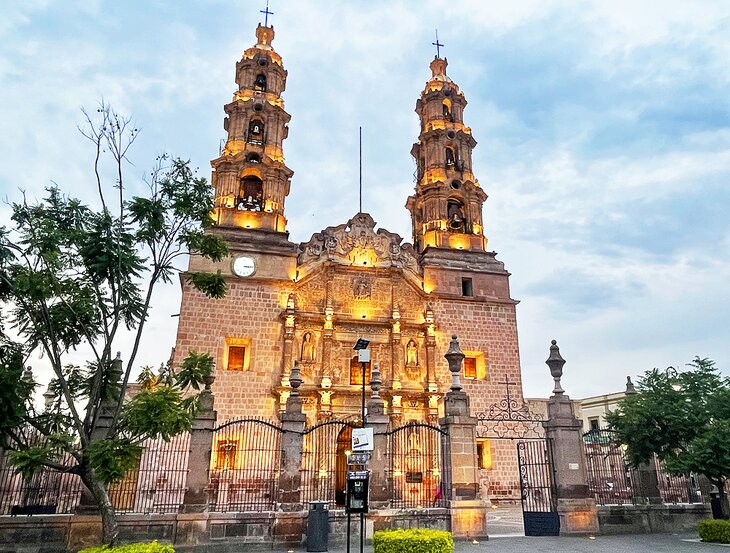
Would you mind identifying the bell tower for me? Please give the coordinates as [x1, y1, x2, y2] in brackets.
[406, 55, 487, 254]
[211, 23, 293, 233]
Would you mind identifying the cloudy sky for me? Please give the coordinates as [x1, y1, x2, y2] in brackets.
[1, 0, 728, 399]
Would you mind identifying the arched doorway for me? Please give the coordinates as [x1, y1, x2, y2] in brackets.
[335, 425, 352, 506]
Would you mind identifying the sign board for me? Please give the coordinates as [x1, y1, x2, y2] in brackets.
[351, 427, 374, 451]
[347, 452, 371, 465]
[568, 463, 579, 470]
[357, 349, 371, 363]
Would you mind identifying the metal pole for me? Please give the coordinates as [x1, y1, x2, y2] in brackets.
[360, 512, 364, 553]
[360, 360, 366, 553]
[346, 512, 351, 553]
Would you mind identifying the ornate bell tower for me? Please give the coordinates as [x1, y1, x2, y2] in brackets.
[211, 23, 293, 233]
[406, 55, 488, 254]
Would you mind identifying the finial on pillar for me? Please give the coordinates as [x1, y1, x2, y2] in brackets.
[43, 383, 56, 412]
[370, 362, 382, 399]
[625, 376, 636, 395]
[290, 361, 302, 396]
[445, 334, 465, 392]
[545, 339, 566, 395]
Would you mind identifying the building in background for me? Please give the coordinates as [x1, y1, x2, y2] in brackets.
[173, 21, 525, 502]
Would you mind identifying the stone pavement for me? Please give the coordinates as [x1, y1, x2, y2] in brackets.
[282, 534, 726, 553]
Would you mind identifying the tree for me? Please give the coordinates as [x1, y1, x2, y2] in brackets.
[0, 102, 228, 544]
[606, 357, 730, 518]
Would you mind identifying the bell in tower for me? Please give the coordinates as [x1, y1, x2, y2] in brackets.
[406, 47, 488, 254]
[210, 22, 294, 233]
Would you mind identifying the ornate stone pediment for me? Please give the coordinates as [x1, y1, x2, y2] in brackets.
[298, 213, 420, 276]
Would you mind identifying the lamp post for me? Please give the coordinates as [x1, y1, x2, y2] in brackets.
[351, 338, 370, 553]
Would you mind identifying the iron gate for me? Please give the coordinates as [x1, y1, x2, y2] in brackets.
[208, 418, 283, 512]
[517, 440, 559, 536]
[385, 422, 448, 508]
[300, 419, 357, 507]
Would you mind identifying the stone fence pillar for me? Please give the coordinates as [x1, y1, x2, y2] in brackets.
[439, 336, 487, 539]
[367, 363, 390, 508]
[543, 340, 599, 535]
[181, 373, 217, 512]
[279, 362, 306, 509]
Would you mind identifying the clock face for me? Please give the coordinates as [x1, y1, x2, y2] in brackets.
[232, 256, 256, 277]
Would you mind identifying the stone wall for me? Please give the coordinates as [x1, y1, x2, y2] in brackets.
[597, 503, 710, 535]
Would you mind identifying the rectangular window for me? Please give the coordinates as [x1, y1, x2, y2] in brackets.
[464, 357, 477, 379]
[463, 351, 487, 380]
[461, 277, 473, 297]
[350, 360, 372, 386]
[227, 346, 246, 371]
[589, 418, 600, 431]
[216, 439, 237, 470]
[476, 439, 492, 470]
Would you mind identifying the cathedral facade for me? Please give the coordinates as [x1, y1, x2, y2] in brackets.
[173, 23, 524, 501]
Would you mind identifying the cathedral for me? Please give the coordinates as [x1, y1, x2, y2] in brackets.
[173, 21, 525, 501]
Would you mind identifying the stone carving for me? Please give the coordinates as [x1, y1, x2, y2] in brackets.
[405, 339, 419, 367]
[301, 332, 316, 363]
[352, 277, 371, 300]
[298, 213, 420, 275]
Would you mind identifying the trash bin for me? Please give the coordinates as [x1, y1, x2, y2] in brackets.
[306, 501, 329, 552]
[710, 487, 723, 519]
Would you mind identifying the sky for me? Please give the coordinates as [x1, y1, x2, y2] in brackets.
[1, 0, 728, 400]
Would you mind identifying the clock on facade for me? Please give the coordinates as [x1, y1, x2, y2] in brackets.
[232, 255, 256, 277]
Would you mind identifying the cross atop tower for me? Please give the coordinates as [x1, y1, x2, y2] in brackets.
[432, 29, 444, 59]
[260, 0, 274, 27]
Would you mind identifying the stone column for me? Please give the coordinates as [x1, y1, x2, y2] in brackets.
[367, 363, 390, 508]
[181, 374, 217, 512]
[424, 304, 437, 392]
[439, 336, 487, 539]
[279, 362, 306, 509]
[543, 340, 599, 535]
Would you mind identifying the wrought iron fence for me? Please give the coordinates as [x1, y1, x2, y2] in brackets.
[387, 422, 447, 509]
[582, 428, 637, 505]
[300, 419, 356, 508]
[582, 428, 712, 506]
[0, 447, 82, 515]
[109, 432, 190, 514]
[208, 418, 282, 512]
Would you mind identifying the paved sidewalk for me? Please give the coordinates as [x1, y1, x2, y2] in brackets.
[281, 534, 727, 553]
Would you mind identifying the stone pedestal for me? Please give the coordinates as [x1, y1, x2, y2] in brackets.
[279, 395, 306, 509]
[544, 394, 599, 535]
[181, 388, 217, 513]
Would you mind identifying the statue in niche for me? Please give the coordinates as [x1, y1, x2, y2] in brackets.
[301, 332, 316, 363]
[405, 339, 419, 366]
[353, 278, 370, 300]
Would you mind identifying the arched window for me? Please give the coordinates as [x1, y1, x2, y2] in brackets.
[447, 198, 465, 231]
[445, 147, 455, 167]
[247, 119, 264, 144]
[237, 176, 263, 211]
[254, 73, 267, 92]
[246, 152, 261, 163]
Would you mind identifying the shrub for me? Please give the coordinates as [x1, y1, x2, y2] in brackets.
[698, 519, 730, 544]
[78, 541, 174, 553]
[373, 528, 453, 553]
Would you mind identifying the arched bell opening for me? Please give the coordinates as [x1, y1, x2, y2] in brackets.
[254, 73, 267, 92]
[247, 119, 264, 144]
[237, 176, 263, 212]
[447, 198, 466, 231]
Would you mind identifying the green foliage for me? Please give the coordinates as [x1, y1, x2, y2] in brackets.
[122, 387, 193, 442]
[606, 357, 730, 483]
[373, 529, 454, 553]
[186, 270, 226, 299]
[175, 351, 213, 391]
[698, 520, 730, 543]
[87, 438, 142, 484]
[78, 540, 175, 553]
[0, 103, 228, 544]
[0, 330, 33, 444]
